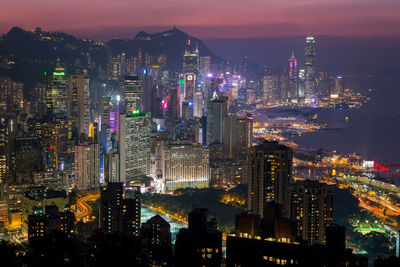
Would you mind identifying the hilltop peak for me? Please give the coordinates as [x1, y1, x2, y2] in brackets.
[6, 26, 28, 37]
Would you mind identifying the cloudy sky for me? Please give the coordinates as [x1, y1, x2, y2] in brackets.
[1, 0, 400, 39]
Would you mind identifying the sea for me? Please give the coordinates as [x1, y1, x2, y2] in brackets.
[293, 76, 400, 164]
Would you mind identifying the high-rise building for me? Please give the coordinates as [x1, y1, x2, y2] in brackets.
[140, 215, 172, 266]
[46, 63, 68, 115]
[242, 55, 249, 81]
[74, 142, 100, 190]
[247, 140, 293, 218]
[175, 209, 222, 267]
[288, 51, 297, 79]
[162, 141, 210, 191]
[304, 36, 317, 98]
[262, 75, 279, 104]
[290, 180, 334, 245]
[119, 111, 151, 182]
[193, 91, 203, 118]
[68, 74, 90, 135]
[332, 75, 344, 98]
[223, 116, 253, 159]
[100, 182, 141, 235]
[182, 39, 199, 74]
[124, 75, 143, 113]
[288, 51, 298, 99]
[0, 76, 24, 112]
[207, 98, 228, 145]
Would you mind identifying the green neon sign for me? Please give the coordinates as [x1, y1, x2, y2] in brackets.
[130, 109, 141, 116]
[53, 71, 65, 76]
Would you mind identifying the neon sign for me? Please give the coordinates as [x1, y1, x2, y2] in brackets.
[53, 71, 65, 76]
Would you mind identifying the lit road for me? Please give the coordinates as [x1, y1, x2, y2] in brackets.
[74, 192, 100, 223]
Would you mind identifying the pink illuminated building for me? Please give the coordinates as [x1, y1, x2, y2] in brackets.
[288, 51, 297, 79]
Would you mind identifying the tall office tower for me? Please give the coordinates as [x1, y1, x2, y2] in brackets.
[207, 98, 228, 145]
[68, 74, 90, 135]
[182, 39, 199, 74]
[288, 52, 298, 99]
[100, 182, 141, 235]
[0, 76, 24, 112]
[182, 73, 196, 102]
[262, 75, 279, 104]
[40, 119, 73, 170]
[193, 91, 203, 118]
[332, 75, 344, 97]
[46, 63, 68, 115]
[247, 140, 293, 218]
[119, 111, 151, 182]
[290, 180, 334, 245]
[242, 55, 249, 80]
[304, 35, 317, 98]
[224, 116, 253, 159]
[167, 88, 178, 121]
[14, 136, 40, 184]
[100, 96, 112, 151]
[199, 56, 211, 76]
[162, 141, 210, 191]
[32, 83, 47, 114]
[317, 72, 330, 96]
[74, 142, 100, 190]
[124, 75, 143, 113]
[288, 51, 297, 79]
[142, 73, 155, 113]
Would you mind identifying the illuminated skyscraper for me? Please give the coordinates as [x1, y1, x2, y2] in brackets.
[182, 39, 199, 74]
[0, 77, 23, 112]
[247, 140, 293, 218]
[242, 55, 249, 80]
[332, 75, 344, 97]
[193, 91, 203, 118]
[124, 75, 143, 113]
[119, 110, 151, 182]
[46, 63, 68, 115]
[74, 142, 100, 190]
[262, 75, 279, 103]
[68, 74, 90, 135]
[304, 36, 317, 97]
[288, 51, 297, 79]
[100, 182, 141, 235]
[290, 180, 334, 244]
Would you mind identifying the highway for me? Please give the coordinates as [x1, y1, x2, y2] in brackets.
[74, 192, 100, 223]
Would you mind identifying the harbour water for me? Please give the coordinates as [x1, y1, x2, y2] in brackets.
[294, 77, 400, 164]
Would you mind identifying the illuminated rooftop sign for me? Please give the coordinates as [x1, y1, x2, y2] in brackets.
[129, 109, 142, 117]
[53, 71, 65, 76]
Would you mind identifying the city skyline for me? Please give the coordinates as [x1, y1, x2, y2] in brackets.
[0, 1, 399, 265]
[1, 0, 400, 40]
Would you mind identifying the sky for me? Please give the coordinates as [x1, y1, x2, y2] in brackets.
[1, 0, 400, 40]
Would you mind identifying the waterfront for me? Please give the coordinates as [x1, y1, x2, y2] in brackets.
[294, 77, 400, 164]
